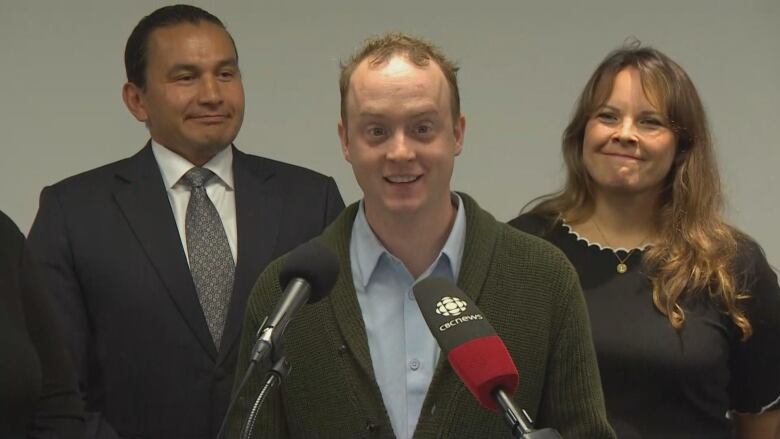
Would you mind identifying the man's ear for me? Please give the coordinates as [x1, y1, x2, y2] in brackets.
[338, 119, 351, 163]
[122, 82, 149, 123]
[453, 114, 466, 156]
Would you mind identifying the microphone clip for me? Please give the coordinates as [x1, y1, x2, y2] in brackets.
[495, 389, 563, 438]
[249, 315, 287, 366]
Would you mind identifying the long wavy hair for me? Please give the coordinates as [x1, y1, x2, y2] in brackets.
[530, 44, 752, 339]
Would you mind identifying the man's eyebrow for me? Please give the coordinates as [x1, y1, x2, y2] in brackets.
[409, 109, 438, 119]
[215, 58, 239, 69]
[167, 58, 238, 74]
[356, 111, 385, 119]
[356, 108, 439, 120]
[168, 63, 198, 72]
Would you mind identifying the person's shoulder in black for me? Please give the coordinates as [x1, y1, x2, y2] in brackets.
[508, 212, 553, 236]
[0, 210, 85, 439]
[729, 235, 780, 415]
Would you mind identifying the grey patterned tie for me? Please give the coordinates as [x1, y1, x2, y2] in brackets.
[182, 167, 235, 349]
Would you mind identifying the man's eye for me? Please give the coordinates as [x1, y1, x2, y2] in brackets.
[368, 127, 386, 137]
[219, 70, 236, 79]
[176, 75, 195, 82]
[416, 125, 432, 135]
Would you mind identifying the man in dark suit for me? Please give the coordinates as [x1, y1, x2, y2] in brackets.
[26, 5, 344, 439]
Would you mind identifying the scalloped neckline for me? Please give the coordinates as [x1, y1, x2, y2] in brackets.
[561, 220, 651, 253]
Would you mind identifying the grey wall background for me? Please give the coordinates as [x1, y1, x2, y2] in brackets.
[1, 0, 778, 265]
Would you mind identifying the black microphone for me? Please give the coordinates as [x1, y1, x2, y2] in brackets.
[413, 276, 563, 439]
[250, 239, 340, 364]
[216, 240, 339, 439]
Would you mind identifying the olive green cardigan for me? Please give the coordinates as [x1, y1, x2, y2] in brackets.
[230, 193, 614, 438]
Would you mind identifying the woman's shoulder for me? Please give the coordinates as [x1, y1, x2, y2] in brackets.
[726, 234, 780, 414]
[507, 212, 559, 237]
[732, 235, 779, 299]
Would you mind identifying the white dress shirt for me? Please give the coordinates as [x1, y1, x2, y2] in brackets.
[151, 141, 237, 264]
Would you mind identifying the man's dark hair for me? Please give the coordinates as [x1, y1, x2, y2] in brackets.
[124, 4, 236, 89]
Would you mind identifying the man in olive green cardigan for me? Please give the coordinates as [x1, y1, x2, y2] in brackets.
[230, 33, 614, 438]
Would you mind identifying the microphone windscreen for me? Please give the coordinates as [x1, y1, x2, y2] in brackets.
[448, 335, 519, 410]
[279, 240, 339, 303]
[413, 276, 519, 411]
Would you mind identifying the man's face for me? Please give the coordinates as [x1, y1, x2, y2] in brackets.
[338, 55, 465, 221]
[123, 21, 244, 164]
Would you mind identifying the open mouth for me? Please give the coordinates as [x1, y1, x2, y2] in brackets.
[384, 175, 421, 184]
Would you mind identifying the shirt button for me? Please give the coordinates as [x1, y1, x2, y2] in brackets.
[408, 289, 415, 300]
[409, 359, 420, 371]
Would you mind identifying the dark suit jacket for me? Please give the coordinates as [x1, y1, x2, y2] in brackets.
[26, 144, 344, 439]
[0, 210, 84, 439]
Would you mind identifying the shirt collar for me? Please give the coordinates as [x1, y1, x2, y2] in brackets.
[352, 193, 467, 288]
[351, 204, 387, 289]
[151, 140, 234, 190]
[441, 193, 466, 281]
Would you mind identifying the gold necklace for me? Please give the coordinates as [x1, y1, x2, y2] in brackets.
[591, 218, 648, 274]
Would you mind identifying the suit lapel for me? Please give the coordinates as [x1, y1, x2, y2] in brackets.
[112, 144, 218, 359]
[217, 147, 280, 363]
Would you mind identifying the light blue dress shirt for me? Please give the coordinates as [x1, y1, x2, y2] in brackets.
[350, 193, 467, 439]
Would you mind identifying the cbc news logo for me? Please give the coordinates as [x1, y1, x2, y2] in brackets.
[435, 296, 467, 317]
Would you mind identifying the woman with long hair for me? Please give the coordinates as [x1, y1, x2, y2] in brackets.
[509, 45, 780, 438]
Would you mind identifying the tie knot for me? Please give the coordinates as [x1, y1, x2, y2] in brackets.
[182, 167, 215, 188]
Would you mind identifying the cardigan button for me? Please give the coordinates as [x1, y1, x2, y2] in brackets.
[338, 344, 348, 354]
[366, 421, 380, 432]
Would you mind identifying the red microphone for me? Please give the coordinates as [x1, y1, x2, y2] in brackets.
[442, 334, 518, 410]
[413, 277, 563, 439]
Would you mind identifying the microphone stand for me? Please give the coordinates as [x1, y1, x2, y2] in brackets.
[215, 316, 287, 439]
[494, 390, 563, 439]
[239, 355, 291, 439]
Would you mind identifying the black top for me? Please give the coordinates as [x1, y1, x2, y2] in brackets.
[0, 210, 84, 438]
[509, 213, 780, 439]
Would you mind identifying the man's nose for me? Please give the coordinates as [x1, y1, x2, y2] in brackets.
[198, 75, 223, 105]
[386, 133, 415, 161]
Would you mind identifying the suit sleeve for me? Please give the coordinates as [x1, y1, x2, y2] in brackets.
[20, 240, 86, 439]
[537, 266, 616, 438]
[27, 187, 123, 439]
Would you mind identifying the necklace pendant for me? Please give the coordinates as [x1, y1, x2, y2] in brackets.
[616, 263, 628, 274]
